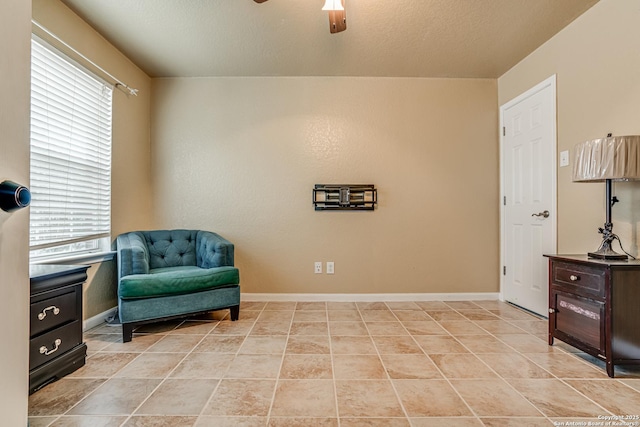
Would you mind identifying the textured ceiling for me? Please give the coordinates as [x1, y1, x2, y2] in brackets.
[60, 0, 599, 78]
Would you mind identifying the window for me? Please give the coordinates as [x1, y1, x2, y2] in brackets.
[30, 37, 113, 261]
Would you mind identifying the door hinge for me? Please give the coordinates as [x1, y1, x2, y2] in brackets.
[503, 196, 506, 206]
[503, 127, 506, 136]
[503, 266, 506, 275]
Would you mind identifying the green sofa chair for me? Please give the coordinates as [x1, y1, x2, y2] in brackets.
[116, 229, 240, 342]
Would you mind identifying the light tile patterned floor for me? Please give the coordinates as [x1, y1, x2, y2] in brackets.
[28, 300, 640, 426]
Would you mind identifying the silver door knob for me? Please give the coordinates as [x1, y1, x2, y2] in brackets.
[532, 210, 550, 218]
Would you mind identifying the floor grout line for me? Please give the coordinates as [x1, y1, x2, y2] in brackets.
[119, 317, 221, 426]
[264, 302, 294, 423]
[195, 307, 261, 423]
[374, 302, 419, 422]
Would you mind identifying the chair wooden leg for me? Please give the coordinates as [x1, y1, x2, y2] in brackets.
[230, 305, 240, 321]
[122, 323, 134, 343]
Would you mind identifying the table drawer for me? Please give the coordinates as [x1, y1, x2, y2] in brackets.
[29, 320, 82, 370]
[30, 290, 77, 337]
[552, 261, 605, 298]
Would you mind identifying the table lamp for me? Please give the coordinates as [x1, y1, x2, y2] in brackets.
[572, 135, 640, 260]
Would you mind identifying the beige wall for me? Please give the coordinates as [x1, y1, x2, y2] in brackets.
[32, 0, 153, 318]
[152, 77, 499, 295]
[498, 0, 640, 255]
[30, 0, 632, 312]
[0, 0, 31, 423]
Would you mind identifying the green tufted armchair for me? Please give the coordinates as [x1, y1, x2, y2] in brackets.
[116, 229, 240, 342]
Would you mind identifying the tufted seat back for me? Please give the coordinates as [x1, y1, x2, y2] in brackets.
[117, 229, 236, 281]
[142, 229, 198, 269]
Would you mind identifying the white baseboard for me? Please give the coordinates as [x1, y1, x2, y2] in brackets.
[241, 292, 500, 302]
[83, 293, 500, 329]
[83, 306, 117, 332]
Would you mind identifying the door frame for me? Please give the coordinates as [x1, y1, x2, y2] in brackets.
[499, 74, 558, 305]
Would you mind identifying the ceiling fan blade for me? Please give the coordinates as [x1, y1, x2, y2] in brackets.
[328, 9, 346, 33]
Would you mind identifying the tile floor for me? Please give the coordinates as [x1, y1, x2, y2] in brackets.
[28, 300, 640, 427]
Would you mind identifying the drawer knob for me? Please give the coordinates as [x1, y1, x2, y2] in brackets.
[37, 305, 61, 321]
[39, 339, 62, 356]
[549, 308, 555, 313]
[570, 275, 579, 281]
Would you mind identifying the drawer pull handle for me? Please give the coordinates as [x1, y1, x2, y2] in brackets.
[39, 339, 62, 356]
[570, 275, 579, 281]
[549, 308, 555, 314]
[37, 306, 61, 321]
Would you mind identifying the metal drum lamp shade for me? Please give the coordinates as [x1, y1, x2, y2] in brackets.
[572, 135, 640, 260]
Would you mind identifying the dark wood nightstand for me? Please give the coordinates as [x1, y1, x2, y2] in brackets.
[545, 254, 640, 377]
[29, 264, 89, 393]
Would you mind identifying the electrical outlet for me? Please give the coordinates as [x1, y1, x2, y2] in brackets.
[560, 150, 569, 167]
[314, 262, 322, 274]
[326, 261, 334, 274]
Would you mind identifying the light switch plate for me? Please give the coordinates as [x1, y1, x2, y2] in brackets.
[560, 150, 569, 167]
[326, 262, 334, 274]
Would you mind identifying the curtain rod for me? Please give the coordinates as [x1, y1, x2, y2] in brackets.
[31, 19, 139, 97]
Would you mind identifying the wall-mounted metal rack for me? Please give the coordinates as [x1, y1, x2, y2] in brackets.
[313, 184, 377, 211]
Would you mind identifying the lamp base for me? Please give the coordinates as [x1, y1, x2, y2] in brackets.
[588, 220, 628, 260]
[587, 247, 628, 261]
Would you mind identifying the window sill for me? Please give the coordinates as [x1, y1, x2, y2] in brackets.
[30, 251, 116, 266]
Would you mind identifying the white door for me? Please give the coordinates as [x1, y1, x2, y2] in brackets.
[501, 76, 557, 316]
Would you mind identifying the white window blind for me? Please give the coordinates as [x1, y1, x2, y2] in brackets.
[30, 37, 113, 255]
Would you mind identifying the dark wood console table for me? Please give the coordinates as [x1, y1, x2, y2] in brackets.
[545, 254, 640, 377]
[29, 264, 89, 393]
